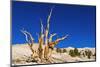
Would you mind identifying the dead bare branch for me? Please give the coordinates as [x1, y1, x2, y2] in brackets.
[48, 35, 68, 50]
[56, 35, 68, 42]
[47, 7, 53, 30]
[45, 7, 54, 45]
[49, 33, 57, 42]
[21, 30, 34, 47]
[21, 30, 34, 54]
[40, 18, 43, 35]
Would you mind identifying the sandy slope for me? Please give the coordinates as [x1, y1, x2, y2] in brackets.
[12, 44, 96, 65]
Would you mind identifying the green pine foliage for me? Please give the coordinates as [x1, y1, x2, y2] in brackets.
[69, 48, 80, 57]
[56, 48, 62, 53]
[63, 48, 67, 53]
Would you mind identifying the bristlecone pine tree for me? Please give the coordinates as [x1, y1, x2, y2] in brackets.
[21, 7, 68, 62]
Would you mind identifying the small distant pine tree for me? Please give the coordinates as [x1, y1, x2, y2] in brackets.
[56, 48, 62, 53]
[82, 53, 85, 57]
[87, 50, 92, 59]
[85, 50, 92, 59]
[63, 48, 67, 53]
[69, 48, 80, 57]
[69, 50, 75, 57]
[74, 48, 78, 55]
[74, 48, 80, 56]
[85, 51, 88, 56]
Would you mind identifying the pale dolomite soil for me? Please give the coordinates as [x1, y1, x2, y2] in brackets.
[12, 44, 96, 65]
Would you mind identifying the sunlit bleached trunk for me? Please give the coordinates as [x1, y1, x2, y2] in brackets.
[38, 19, 44, 60]
[44, 7, 54, 59]
[45, 7, 54, 45]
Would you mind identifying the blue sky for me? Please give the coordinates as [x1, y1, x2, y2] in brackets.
[12, 1, 96, 48]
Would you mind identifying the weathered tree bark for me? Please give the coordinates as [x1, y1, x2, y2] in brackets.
[38, 19, 44, 61]
[44, 45, 49, 60]
[38, 37, 44, 60]
[44, 7, 54, 60]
